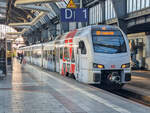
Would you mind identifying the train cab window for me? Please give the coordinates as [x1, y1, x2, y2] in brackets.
[79, 41, 87, 54]
[92, 30, 127, 54]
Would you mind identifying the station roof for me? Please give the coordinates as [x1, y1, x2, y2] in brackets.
[0, 0, 71, 31]
[0, 0, 106, 36]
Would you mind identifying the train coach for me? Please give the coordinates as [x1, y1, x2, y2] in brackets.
[21, 25, 131, 89]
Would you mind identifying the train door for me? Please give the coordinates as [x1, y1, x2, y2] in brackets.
[59, 47, 64, 75]
[75, 41, 88, 82]
[75, 48, 80, 80]
[56, 47, 60, 72]
[53, 48, 56, 72]
[30, 49, 32, 64]
[41, 45, 43, 67]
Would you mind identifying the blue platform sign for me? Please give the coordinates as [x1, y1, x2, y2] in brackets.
[61, 8, 88, 22]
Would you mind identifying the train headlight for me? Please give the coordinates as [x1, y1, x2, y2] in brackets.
[121, 63, 130, 68]
[93, 63, 104, 69]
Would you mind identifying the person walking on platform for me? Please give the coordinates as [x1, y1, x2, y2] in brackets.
[20, 53, 24, 64]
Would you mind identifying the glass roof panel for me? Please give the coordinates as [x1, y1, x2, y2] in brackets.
[44, 4, 57, 17]
[34, 11, 40, 16]
[56, 0, 70, 8]
[0, 1, 7, 18]
[41, 3, 57, 20]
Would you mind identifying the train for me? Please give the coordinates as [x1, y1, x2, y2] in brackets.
[20, 25, 131, 89]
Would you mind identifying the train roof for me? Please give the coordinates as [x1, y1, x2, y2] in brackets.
[20, 25, 120, 49]
[91, 25, 119, 30]
[54, 25, 119, 41]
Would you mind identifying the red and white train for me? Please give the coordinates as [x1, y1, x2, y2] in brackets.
[20, 25, 131, 89]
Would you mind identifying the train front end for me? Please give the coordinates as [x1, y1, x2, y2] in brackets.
[91, 26, 131, 88]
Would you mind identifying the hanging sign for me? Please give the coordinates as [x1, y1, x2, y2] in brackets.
[61, 8, 88, 22]
[67, 0, 77, 8]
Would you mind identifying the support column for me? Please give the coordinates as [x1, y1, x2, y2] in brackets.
[37, 29, 41, 43]
[48, 24, 56, 40]
[31, 35, 34, 44]
[27, 35, 32, 45]
[111, 0, 127, 33]
[145, 33, 150, 70]
[25, 36, 30, 46]
[32, 32, 37, 44]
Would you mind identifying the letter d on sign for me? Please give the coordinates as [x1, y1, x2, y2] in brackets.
[65, 9, 72, 19]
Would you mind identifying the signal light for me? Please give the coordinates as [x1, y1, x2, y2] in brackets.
[98, 64, 104, 69]
[93, 63, 104, 69]
[121, 63, 130, 68]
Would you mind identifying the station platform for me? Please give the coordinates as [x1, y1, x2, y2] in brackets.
[0, 59, 150, 113]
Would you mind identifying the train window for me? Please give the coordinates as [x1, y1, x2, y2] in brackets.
[31, 51, 33, 56]
[36, 50, 38, 58]
[50, 50, 53, 61]
[25, 51, 27, 57]
[35, 50, 37, 58]
[27, 51, 29, 57]
[53, 50, 56, 61]
[47, 50, 50, 60]
[35, 49, 42, 58]
[48, 50, 52, 61]
[79, 41, 87, 54]
[60, 48, 63, 59]
[56, 48, 59, 62]
[33, 51, 34, 58]
[46, 51, 47, 59]
[46, 50, 48, 60]
[71, 48, 75, 62]
[43, 50, 46, 59]
[33, 51, 35, 58]
[64, 47, 69, 61]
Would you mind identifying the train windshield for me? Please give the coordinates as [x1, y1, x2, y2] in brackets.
[92, 30, 127, 54]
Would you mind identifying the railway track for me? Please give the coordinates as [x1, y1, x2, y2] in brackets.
[94, 85, 150, 107]
[111, 88, 150, 107]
